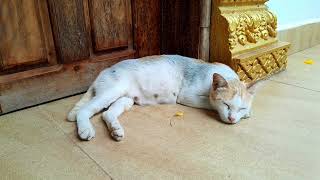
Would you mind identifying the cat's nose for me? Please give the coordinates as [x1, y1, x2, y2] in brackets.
[228, 116, 236, 123]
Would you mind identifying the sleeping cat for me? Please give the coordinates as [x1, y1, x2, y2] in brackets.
[68, 55, 259, 141]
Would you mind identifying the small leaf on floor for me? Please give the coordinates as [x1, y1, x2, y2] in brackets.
[175, 112, 184, 117]
[304, 59, 314, 64]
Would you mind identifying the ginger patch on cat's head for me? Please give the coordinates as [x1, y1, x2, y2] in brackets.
[209, 73, 258, 124]
[210, 74, 246, 100]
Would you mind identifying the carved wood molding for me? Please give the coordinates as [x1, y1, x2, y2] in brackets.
[210, 0, 291, 83]
[223, 6, 277, 54]
[234, 42, 290, 82]
[219, 0, 268, 6]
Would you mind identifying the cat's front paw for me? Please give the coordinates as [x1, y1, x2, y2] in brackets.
[77, 123, 95, 141]
[111, 127, 124, 141]
[106, 120, 125, 141]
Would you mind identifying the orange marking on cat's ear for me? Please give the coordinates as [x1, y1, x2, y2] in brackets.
[212, 73, 228, 90]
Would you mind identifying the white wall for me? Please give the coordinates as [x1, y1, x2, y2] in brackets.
[267, 0, 320, 30]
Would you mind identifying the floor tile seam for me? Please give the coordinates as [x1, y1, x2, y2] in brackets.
[66, 135, 115, 180]
[270, 79, 320, 92]
[298, 52, 320, 58]
[37, 107, 115, 179]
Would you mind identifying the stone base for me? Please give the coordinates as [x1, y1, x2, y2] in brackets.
[234, 41, 290, 83]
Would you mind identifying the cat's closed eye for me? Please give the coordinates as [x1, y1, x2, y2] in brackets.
[238, 107, 246, 112]
[223, 102, 230, 110]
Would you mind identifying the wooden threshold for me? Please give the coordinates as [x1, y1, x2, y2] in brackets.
[0, 50, 135, 114]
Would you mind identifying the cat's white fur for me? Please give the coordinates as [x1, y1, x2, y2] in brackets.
[68, 55, 257, 141]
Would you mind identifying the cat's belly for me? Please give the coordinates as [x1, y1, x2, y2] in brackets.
[119, 57, 182, 105]
[127, 87, 179, 105]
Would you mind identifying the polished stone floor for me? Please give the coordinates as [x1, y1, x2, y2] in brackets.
[1, 45, 319, 180]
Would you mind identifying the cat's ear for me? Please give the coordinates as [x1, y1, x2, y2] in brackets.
[246, 80, 263, 95]
[212, 73, 228, 90]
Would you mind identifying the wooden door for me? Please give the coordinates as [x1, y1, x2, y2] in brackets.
[0, 0, 160, 114]
[160, 0, 211, 61]
[0, 0, 56, 74]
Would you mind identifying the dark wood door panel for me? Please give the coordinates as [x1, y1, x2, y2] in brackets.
[132, 0, 160, 57]
[89, 0, 131, 52]
[47, 0, 90, 63]
[161, 0, 200, 58]
[0, 0, 56, 73]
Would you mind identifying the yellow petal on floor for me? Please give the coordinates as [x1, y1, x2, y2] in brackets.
[304, 59, 314, 64]
[175, 112, 184, 117]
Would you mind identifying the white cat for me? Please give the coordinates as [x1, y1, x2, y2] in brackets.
[68, 55, 259, 141]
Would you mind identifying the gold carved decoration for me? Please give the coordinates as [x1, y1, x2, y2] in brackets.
[219, 0, 267, 6]
[235, 47, 289, 82]
[210, 0, 291, 83]
[225, 9, 277, 51]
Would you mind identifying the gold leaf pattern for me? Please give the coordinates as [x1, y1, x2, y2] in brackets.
[224, 9, 277, 50]
[236, 48, 288, 82]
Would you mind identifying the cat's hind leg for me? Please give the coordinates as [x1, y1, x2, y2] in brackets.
[102, 97, 134, 141]
[76, 89, 124, 140]
[67, 86, 94, 122]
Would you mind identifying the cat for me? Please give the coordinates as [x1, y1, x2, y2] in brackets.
[67, 55, 259, 141]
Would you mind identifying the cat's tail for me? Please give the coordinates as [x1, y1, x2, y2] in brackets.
[67, 86, 94, 122]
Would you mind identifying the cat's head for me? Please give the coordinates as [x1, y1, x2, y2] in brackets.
[209, 73, 260, 124]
